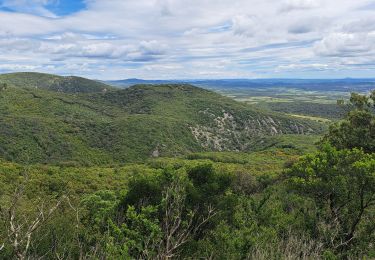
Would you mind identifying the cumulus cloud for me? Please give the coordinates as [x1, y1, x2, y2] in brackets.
[342, 17, 375, 33]
[0, 0, 374, 79]
[231, 15, 259, 37]
[314, 32, 375, 57]
[32, 34, 168, 62]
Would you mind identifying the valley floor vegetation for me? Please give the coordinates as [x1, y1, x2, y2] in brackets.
[0, 90, 375, 259]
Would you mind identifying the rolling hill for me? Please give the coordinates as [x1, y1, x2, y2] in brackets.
[0, 72, 112, 93]
[0, 73, 325, 165]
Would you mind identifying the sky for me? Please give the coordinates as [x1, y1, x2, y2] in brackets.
[0, 0, 374, 80]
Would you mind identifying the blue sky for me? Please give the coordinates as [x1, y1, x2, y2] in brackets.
[45, 0, 86, 16]
[0, 0, 86, 16]
[0, 0, 374, 79]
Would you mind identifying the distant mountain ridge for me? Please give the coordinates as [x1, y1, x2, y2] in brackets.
[107, 78, 375, 92]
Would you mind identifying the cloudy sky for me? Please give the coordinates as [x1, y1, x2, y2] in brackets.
[0, 0, 374, 79]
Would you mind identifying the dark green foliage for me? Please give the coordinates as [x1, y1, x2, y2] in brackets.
[323, 92, 375, 153]
[350, 92, 370, 110]
[0, 74, 324, 165]
[0, 73, 373, 259]
[187, 163, 232, 207]
[287, 145, 375, 255]
[256, 101, 350, 120]
[0, 143, 374, 259]
[0, 152, 289, 259]
[0, 72, 112, 93]
[324, 110, 375, 153]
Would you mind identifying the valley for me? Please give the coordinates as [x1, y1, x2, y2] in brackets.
[0, 72, 324, 165]
[0, 72, 373, 259]
[1, 1, 374, 258]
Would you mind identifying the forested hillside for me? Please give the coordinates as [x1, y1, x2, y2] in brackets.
[0, 73, 374, 259]
[0, 72, 112, 93]
[0, 73, 324, 165]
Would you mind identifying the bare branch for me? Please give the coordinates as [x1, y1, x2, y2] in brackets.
[0, 177, 67, 260]
[155, 178, 218, 259]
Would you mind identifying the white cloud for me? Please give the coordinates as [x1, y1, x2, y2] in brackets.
[277, 63, 329, 71]
[232, 15, 259, 37]
[0, 0, 374, 79]
[280, 0, 320, 12]
[139, 40, 167, 55]
[0, 63, 39, 70]
[0, 37, 40, 51]
[343, 17, 375, 33]
[314, 32, 375, 57]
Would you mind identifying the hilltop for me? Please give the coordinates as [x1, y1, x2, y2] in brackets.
[0, 72, 112, 93]
[0, 73, 325, 165]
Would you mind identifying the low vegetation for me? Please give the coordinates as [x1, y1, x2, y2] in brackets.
[0, 73, 373, 259]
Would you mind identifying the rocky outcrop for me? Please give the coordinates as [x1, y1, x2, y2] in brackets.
[190, 109, 316, 151]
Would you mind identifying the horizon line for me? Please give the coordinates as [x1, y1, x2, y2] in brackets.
[1, 71, 375, 81]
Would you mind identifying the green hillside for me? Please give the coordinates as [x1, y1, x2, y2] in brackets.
[0, 74, 325, 165]
[0, 73, 373, 259]
[0, 72, 112, 93]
